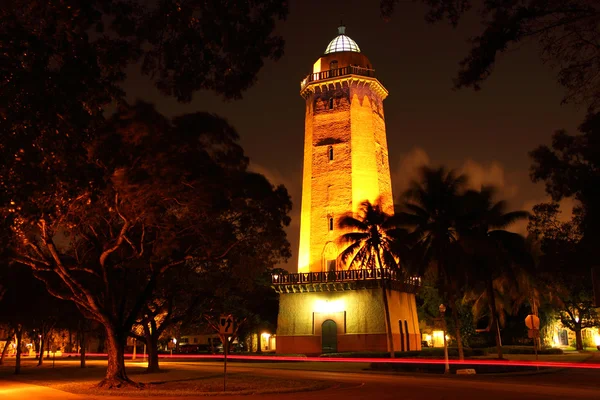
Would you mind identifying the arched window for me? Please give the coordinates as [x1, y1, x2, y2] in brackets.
[328, 146, 334, 161]
[328, 98, 334, 110]
[329, 217, 334, 231]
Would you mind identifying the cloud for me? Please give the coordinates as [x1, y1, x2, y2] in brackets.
[392, 147, 518, 201]
[391, 147, 430, 196]
[459, 159, 518, 198]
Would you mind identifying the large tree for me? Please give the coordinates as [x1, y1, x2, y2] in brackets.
[530, 111, 600, 261]
[3, 102, 291, 387]
[337, 200, 408, 358]
[528, 203, 600, 350]
[381, 0, 600, 110]
[0, 0, 288, 273]
[397, 166, 468, 360]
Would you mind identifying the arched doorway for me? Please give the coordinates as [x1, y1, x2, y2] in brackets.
[322, 320, 337, 353]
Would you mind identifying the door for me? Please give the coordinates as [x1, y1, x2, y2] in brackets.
[322, 320, 337, 353]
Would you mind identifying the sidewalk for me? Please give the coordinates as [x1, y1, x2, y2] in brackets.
[0, 381, 83, 400]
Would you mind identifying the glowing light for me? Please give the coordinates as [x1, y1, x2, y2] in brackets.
[324, 26, 360, 54]
[431, 330, 445, 347]
[594, 331, 600, 346]
[172, 338, 177, 344]
[261, 332, 271, 339]
[314, 299, 345, 313]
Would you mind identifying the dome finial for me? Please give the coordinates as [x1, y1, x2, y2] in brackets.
[337, 23, 346, 35]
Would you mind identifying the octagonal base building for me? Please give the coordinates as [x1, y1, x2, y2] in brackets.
[273, 27, 421, 355]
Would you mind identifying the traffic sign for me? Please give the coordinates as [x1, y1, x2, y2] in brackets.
[525, 314, 540, 329]
[219, 314, 235, 335]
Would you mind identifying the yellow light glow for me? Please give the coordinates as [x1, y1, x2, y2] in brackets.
[432, 330, 446, 347]
[261, 332, 271, 339]
[594, 332, 600, 346]
[314, 299, 345, 313]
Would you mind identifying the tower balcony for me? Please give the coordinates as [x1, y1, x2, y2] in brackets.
[272, 268, 421, 294]
[300, 66, 376, 90]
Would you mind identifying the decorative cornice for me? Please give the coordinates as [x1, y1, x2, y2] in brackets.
[300, 75, 388, 101]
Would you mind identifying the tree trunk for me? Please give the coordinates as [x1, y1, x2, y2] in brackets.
[144, 323, 160, 373]
[0, 330, 13, 365]
[575, 327, 583, 351]
[256, 331, 262, 353]
[487, 280, 503, 359]
[449, 299, 465, 361]
[38, 332, 44, 366]
[14, 326, 22, 375]
[97, 325, 140, 388]
[376, 252, 394, 358]
[80, 324, 86, 368]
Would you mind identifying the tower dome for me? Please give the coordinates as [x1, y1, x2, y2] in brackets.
[324, 25, 361, 54]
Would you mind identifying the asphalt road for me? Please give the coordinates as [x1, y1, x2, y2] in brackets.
[1, 360, 599, 399]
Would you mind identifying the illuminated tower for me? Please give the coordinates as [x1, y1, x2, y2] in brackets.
[297, 25, 393, 274]
[274, 26, 420, 355]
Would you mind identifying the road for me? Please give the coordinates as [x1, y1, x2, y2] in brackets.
[1, 359, 599, 399]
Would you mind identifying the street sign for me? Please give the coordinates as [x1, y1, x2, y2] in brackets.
[525, 314, 540, 330]
[219, 314, 235, 335]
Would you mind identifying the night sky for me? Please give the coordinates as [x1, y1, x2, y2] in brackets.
[121, 0, 585, 272]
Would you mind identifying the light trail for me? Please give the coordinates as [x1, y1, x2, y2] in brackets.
[54, 353, 600, 370]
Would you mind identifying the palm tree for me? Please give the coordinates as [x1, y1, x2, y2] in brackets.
[337, 200, 407, 358]
[397, 166, 468, 360]
[458, 186, 530, 359]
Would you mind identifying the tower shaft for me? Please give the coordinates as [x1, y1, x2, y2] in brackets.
[298, 70, 393, 273]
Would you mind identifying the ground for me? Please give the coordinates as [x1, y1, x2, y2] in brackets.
[0, 352, 599, 399]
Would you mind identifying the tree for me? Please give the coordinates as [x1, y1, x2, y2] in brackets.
[0, 4, 289, 350]
[3, 102, 291, 387]
[530, 111, 600, 260]
[528, 203, 600, 350]
[458, 187, 530, 359]
[397, 166, 468, 360]
[381, 0, 600, 110]
[337, 200, 407, 358]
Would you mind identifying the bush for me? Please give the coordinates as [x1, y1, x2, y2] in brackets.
[318, 347, 489, 359]
[487, 345, 563, 355]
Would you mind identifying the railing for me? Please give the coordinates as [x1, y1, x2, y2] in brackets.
[300, 66, 376, 90]
[272, 268, 421, 288]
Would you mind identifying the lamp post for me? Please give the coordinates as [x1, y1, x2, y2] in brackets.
[439, 304, 450, 374]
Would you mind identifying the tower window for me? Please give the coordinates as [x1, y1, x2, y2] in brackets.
[328, 98, 334, 110]
[328, 146, 334, 161]
[329, 217, 334, 231]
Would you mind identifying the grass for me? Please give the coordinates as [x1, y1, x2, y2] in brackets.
[0, 358, 331, 396]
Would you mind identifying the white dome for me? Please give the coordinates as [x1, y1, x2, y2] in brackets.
[324, 26, 361, 54]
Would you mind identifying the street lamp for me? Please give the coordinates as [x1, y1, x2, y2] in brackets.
[439, 304, 450, 374]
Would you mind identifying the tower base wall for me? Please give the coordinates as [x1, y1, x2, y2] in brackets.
[275, 287, 421, 355]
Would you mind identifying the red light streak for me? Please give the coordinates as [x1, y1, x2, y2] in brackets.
[57, 353, 600, 369]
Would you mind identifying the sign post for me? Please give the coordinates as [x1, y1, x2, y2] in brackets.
[525, 314, 540, 368]
[219, 314, 235, 391]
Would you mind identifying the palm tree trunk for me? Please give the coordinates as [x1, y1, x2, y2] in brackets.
[448, 295, 465, 361]
[376, 251, 394, 358]
[487, 280, 503, 359]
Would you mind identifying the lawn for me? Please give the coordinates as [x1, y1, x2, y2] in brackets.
[0, 358, 331, 397]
